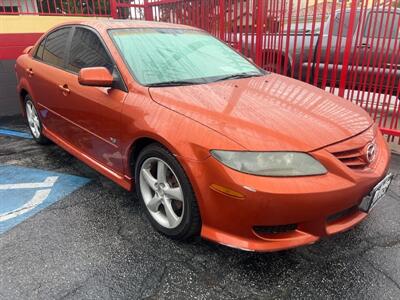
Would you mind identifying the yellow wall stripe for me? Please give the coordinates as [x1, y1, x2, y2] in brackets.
[0, 15, 110, 34]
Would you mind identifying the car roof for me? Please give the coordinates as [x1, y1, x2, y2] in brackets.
[57, 19, 199, 31]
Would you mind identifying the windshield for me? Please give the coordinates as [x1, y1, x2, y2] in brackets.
[109, 28, 264, 86]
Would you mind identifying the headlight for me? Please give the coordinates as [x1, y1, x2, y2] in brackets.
[210, 150, 327, 176]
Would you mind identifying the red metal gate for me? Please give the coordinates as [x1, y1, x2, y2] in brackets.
[113, 0, 400, 141]
[1, 0, 399, 139]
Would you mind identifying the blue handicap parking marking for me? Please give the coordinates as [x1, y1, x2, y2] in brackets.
[0, 165, 90, 234]
[0, 128, 32, 139]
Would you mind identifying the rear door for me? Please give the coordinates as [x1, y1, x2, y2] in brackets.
[357, 10, 400, 94]
[28, 27, 73, 134]
[57, 26, 127, 173]
[316, 10, 360, 88]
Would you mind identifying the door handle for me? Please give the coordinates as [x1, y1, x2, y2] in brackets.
[26, 68, 34, 77]
[58, 84, 70, 95]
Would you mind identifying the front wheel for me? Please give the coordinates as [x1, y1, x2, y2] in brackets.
[135, 143, 201, 240]
[25, 95, 50, 145]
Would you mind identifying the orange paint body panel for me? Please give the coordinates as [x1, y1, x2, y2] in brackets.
[15, 20, 391, 252]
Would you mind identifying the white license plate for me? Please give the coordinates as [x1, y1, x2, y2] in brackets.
[359, 173, 393, 212]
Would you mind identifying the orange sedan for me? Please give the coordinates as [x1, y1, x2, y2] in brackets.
[15, 20, 392, 252]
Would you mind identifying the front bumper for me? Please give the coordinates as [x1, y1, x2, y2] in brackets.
[180, 129, 391, 252]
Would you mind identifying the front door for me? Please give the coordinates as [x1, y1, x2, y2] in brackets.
[54, 27, 127, 174]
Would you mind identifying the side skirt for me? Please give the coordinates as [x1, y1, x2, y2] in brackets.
[42, 126, 133, 191]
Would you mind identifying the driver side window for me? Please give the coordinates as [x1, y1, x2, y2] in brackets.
[67, 27, 114, 74]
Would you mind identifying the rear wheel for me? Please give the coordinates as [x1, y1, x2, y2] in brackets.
[135, 143, 201, 240]
[25, 95, 50, 145]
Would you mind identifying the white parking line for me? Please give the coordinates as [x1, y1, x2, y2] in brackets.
[0, 189, 52, 222]
[0, 176, 59, 222]
[0, 176, 58, 190]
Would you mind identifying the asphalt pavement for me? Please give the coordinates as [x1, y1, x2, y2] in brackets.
[0, 115, 399, 299]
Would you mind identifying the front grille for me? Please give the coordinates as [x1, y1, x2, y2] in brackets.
[253, 224, 297, 235]
[331, 146, 368, 170]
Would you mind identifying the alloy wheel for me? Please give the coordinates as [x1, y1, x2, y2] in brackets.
[26, 101, 41, 139]
[139, 157, 184, 229]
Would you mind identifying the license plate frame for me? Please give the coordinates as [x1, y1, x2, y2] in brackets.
[359, 173, 393, 212]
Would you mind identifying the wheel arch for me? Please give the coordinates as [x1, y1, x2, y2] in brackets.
[125, 134, 182, 179]
[17, 78, 36, 116]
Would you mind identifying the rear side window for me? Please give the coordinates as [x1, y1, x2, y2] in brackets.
[332, 11, 360, 37]
[34, 39, 45, 60]
[42, 28, 71, 68]
[67, 28, 114, 73]
[364, 12, 400, 39]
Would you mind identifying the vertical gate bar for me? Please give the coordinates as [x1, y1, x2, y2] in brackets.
[238, 0, 244, 52]
[243, 0, 249, 57]
[261, 0, 268, 69]
[328, 0, 347, 93]
[66, 0, 71, 15]
[353, 0, 376, 105]
[184, 0, 187, 25]
[320, 0, 337, 90]
[290, 0, 301, 78]
[60, 0, 65, 15]
[91, 0, 95, 16]
[201, 0, 205, 30]
[79, 0, 83, 15]
[25, 0, 29, 14]
[46, 0, 50, 14]
[363, 3, 388, 115]
[337, 0, 358, 97]
[196, 0, 200, 27]
[143, 0, 154, 21]
[227, 0, 232, 45]
[255, 0, 264, 65]
[297, 0, 309, 81]
[16, 0, 21, 14]
[305, 0, 318, 84]
[233, 0, 238, 50]
[72, 0, 77, 16]
[346, 0, 367, 102]
[192, 1, 196, 27]
[283, 0, 293, 77]
[276, 0, 287, 74]
[355, 0, 379, 108]
[250, 0, 257, 61]
[265, 0, 273, 71]
[178, 0, 182, 24]
[38, 0, 44, 14]
[219, 0, 225, 41]
[311, 0, 328, 86]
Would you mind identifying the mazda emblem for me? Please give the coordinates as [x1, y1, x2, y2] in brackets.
[366, 142, 377, 163]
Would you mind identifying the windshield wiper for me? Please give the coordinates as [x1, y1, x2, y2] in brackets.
[213, 72, 264, 82]
[147, 80, 204, 87]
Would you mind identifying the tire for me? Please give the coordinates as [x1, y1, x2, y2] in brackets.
[24, 95, 50, 145]
[134, 143, 201, 240]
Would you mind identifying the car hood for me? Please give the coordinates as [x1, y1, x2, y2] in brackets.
[148, 74, 373, 152]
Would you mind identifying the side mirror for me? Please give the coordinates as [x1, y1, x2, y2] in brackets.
[78, 67, 114, 87]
